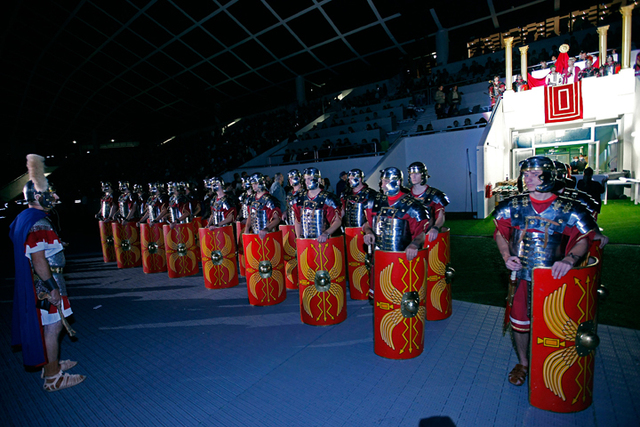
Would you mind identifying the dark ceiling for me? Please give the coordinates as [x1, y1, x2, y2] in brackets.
[2, 0, 599, 153]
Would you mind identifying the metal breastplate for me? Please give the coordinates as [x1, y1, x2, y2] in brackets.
[251, 209, 268, 233]
[148, 201, 161, 222]
[119, 195, 130, 218]
[373, 215, 411, 251]
[211, 206, 225, 226]
[100, 197, 111, 218]
[302, 208, 326, 238]
[510, 230, 564, 281]
[346, 202, 366, 227]
[286, 204, 297, 226]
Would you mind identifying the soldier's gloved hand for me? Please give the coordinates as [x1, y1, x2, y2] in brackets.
[427, 228, 439, 242]
[318, 232, 328, 243]
[406, 243, 418, 261]
[208, 225, 216, 231]
[551, 259, 573, 279]
[504, 256, 522, 271]
[170, 223, 176, 230]
[598, 234, 609, 248]
[363, 232, 375, 246]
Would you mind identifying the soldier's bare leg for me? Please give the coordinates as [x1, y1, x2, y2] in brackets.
[42, 320, 63, 377]
[514, 331, 529, 366]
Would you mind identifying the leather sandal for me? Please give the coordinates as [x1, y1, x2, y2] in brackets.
[508, 364, 528, 386]
[43, 370, 86, 392]
[41, 360, 78, 378]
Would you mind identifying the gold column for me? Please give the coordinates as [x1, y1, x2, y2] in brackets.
[620, 5, 634, 69]
[597, 25, 609, 65]
[504, 37, 514, 91]
[519, 46, 529, 81]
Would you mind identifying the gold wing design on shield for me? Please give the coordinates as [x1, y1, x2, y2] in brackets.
[542, 283, 579, 401]
[328, 245, 342, 281]
[300, 247, 317, 316]
[283, 230, 296, 258]
[379, 263, 405, 350]
[429, 242, 446, 312]
[299, 247, 315, 282]
[349, 235, 366, 263]
[246, 241, 261, 299]
[220, 232, 233, 256]
[183, 227, 197, 269]
[417, 258, 427, 321]
[285, 259, 297, 282]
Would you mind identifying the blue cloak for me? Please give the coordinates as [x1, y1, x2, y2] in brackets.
[9, 208, 49, 367]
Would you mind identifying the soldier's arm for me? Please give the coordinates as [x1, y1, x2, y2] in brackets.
[495, 231, 522, 271]
[319, 214, 341, 243]
[362, 221, 375, 245]
[138, 210, 149, 224]
[31, 251, 61, 306]
[551, 236, 589, 279]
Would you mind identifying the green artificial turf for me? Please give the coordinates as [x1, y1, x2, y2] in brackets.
[447, 199, 640, 330]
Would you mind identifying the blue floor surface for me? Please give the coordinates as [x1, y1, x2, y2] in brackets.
[1, 254, 638, 427]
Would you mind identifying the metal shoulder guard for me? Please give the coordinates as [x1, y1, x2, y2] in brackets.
[321, 191, 341, 210]
[402, 196, 430, 223]
[562, 188, 598, 214]
[492, 197, 513, 221]
[560, 195, 598, 234]
[424, 186, 450, 207]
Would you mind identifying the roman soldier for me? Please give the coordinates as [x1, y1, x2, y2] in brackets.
[407, 162, 449, 242]
[163, 182, 198, 278]
[362, 167, 430, 359]
[133, 184, 146, 220]
[138, 182, 169, 274]
[280, 169, 305, 290]
[208, 177, 237, 228]
[9, 154, 86, 391]
[600, 54, 620, 76]
[293, 167, 342, 241]
[95, 181, 116, 221]
[513, 74, 529, 92]
[244, 173, 281, 238]
[115, 181, 137, 224]
[284, 169, 305, 226]
[488, 76, 506, 107]
[166, 182, 192, 226]
[201, 179, 214, 223]
[341, 168, 377, 300]
[493, 156, 598, 389]
[138, 182, 169, 225]
[578, 59, 599, 80]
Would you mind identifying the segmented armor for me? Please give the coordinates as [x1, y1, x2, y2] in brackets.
[248, 194, 278, 233]
[493, 194, 597, 281]
[30, 218, 68, 297]
[169, 194, 190, 224]
[370, 193, 429, 251]
[146, 194, 167, 223]
[99, 194, 114, 220]
[342, 185, 377, 227]
[285, 188, 305, 226]
[296, 191, 341, 238]
[118, 192, 135, 219]
[210, 195, 236, 226]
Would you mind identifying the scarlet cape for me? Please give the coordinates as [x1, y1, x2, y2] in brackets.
[9, 208, 49, 367]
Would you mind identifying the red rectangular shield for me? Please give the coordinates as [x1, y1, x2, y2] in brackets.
[529, 259, 600, 412]
[236, 221, 246, 277]
[242, 231, 286, 306]
[297, 236, 347, 325]
[140, 222, 167, 274]
[163, 223, 199, 278]
[111, 221, 142, 268]
[373, 248, 428, 359]
[199, 226, 238, 289]
[98, 220, 116, 263]
[345, 227, 370, 300]
[425, 229, 452, 320]
[279, 224, 298, 289]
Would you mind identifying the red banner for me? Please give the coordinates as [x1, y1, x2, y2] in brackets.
[297, 236, 347, 326]
[530, 260, 600, 413]
[111, 221, 142, 268]
[140, 223, 167, 274]
[425, 229, 452, 320]
[279, 224, 299, 289]
[98, 220, 116, 263]
[243, 231, 286, 306]
[163, 224, 199, 278]
[345, 227, 370, 300]
[545, 81, 583, 123]
[199, 226, 238, 289]
[373, 249, 428, 359]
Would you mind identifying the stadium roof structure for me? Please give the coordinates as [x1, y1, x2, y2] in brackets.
[2, 0, 604, 151]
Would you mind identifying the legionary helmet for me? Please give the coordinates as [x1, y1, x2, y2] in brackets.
[347, 169, 365, 188]
[241, 177, 251, 190]
[519, 156, 557, 192]
[303, 167, 321, 190]
[119, 181, 130, 192]
[23, 154, 57, 210]
[380, 167, 403, 196]
[288, 169, 302, 187]
[407, 162, 430, 186]
[133, 183, 143, 193]
[101, 181, 112, 193]
[249, 173, 266, 191]
[210, 177, 224, 192]
[148, 182, 159, 194]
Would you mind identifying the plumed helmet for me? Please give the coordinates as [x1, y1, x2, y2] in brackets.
[23, 154, 57, 210]
[303, 167, 321, 190]
[347, 169, 365, 188]
[119, 181, 130, 192]
[519, 156, 557, 192]
[210, 176, 225, 192]
[407, 162, 429, 186]
[380, 167, 403, 196]
[249, 173, 266, 191]
[288, 169, 302, 187]
[101, 181, 112, 193]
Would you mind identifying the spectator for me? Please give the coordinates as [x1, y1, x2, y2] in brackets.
[545, 65, 563, 87]
[447, 85, 462, 116]
[601, 54, 620, 76]
[563, 57, 579, 84]
[513, 74, 529, 92]
[464, 118, 472, 126]
[336, 171, 348, 198]
[578, 59, 599, 80]
[434, 85, 446, 119]
[269, 172, 286, 209]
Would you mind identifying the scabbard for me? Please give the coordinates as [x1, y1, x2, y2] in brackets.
[503, 271, 517, 335]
